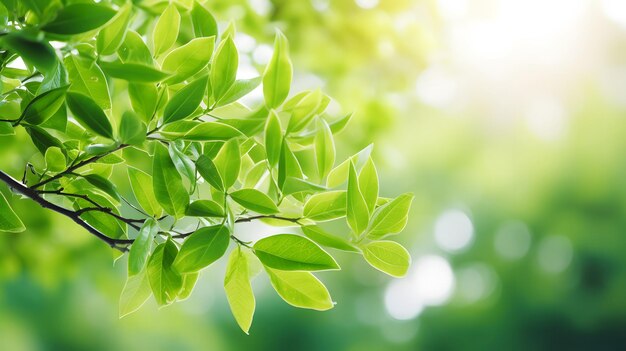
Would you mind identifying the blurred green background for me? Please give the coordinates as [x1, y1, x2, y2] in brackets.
[3, 0, 626, 350]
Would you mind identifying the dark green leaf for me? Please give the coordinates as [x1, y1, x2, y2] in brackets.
[21, 85, 68, 125]
[65, 92, 114, 139]
[42, 3, 116, 35]
[1, 32, 56, 73]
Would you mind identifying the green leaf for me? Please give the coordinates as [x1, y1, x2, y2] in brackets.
[224, 246, 255, 334]
[365, 193, 414, 240]
[178, 272, 199, 301]
[119, 111, 147, 145]
[301, 225, 360, 253]
[211, 37, 238, 101]
[148, 239, 183, 306]
[119, 269, 152, 318]
[191, 1, 218, 38]
[83, 174, 120, 202]
[173, 225, 230, 273]
[99, 61, 170, 83]
[1, 32, 56, 74]
[118, 30, 153, 65]
[21, 85, 68, 125]
[326, 144, 373, 188]
[315, 118, 335, 180]
[277, 142, 303, 190]
[0, 122, 14, 136]
[76, 193, 125, 239]
[217, 77, 262, 106]
[162, 75, 207, 124]
[65, 55, 111, 110]
[25, 126, 63, 155]
[214, 138, 240, 189]
[302, 190, 346, 221]
[152, 3, 180, 57]
[42, 3, 116, 35]
[358, 158, 378, 213]
[186, 199, 224, 217]
[44, 146, 65, 173]
[65, 92, 113, 139]
[230, 189, 279, 215]
[287, 90, 324, 133]
[128, 167, 162, 217]
[0, 192, 25, 233]
[152, 143, 189, 218]
[128, 218, 158, 276]
[264, 110, 282, 168]
[361, 241, 410, 278]
[172, 122, 243, 141]
[282, 177, 327, 196]
[263, 31, 292, 108]
[196, 154, 224, 191]
[162, 37, 215, 84]
[254, 234, 339, 271]
[96, 1, 132, 55]
[346, 161, 369, 236]
[128, 83, 158, 122]
[265, 268, 333, 311]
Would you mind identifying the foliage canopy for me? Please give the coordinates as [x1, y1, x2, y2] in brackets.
[0, 0, 413, 333]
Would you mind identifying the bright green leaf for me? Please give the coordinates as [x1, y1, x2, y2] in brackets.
[128, 218, 158, 276]
[265, 268, 333, 311]
[358, 158, 378, 213]
[99, 61, 170, 83]
[224, 246, 255, 334]
[65, 55, 111, 110]
[119, 111, 147, 145]
[211, 37, 238, 101]
[214, 138, 240, 189]
[44, 146, 65, 172]
[347, 161, 369, 236]
[366, 193, 414, 240]
[162, 37, 215, 85]
[173, 225, 230, 273]
[230, 188, 278, 215]
[263, 31, 292, 108]
[361, 241, 410, 278]
[96, 2, 132, 55]
[119, 269, 152, 318]
[302, 190, 346, 221]
[264, 110, 282, 168]
[152, 4, 180, 57]
[163, 75, 207, 124]
[186, 199, 224, 217]
[254, 234, 339, 271]
[152, 143, 189, 218]
[148, 239, 183, 306]
[196, 154, 224, 191]
[0, 192, 25, 233]
[315, 118, 335, 180]
[191, 1, 217, 38]
[301, 225, 359, 253]
[128, 167, 162, 217]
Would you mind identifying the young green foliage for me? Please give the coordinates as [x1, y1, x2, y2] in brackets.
[0, 1, 415, 334]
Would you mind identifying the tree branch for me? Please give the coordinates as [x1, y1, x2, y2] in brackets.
[30, 144, 129, 189]
[0, 171, 133, 251]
